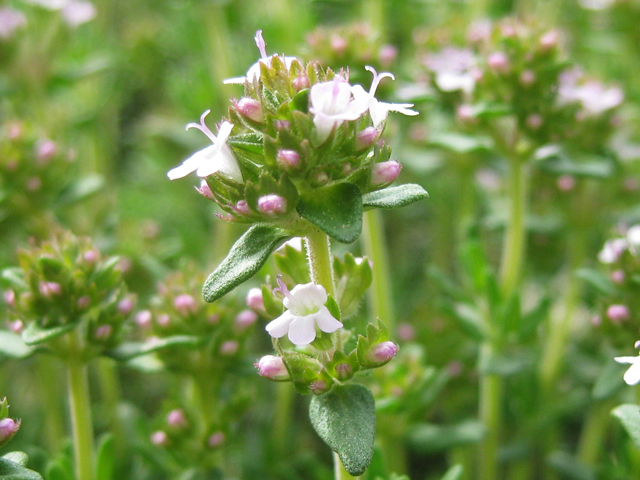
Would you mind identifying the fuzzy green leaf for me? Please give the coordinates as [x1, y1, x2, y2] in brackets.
[429, 132, 494, 154]
[56, 175, 104, 207]
[441, 465, 464, 480]
[106, 336, 203, 361]
[297, 183, 362, 244]
[334, 253, 372, 318]
[407, 420, 484, 453]
[0, 454, 43, 480]
[362, 184, 428, 210]
[21, 322, 76, 347]
[202, 225, 291, 302]
[274, 241, 310, 285]
[575, 268, 617, 296]
[612, 404, 640, 451]
[309, 384, 376, 476]
[95, 434, 115, 480]
[0, 332, 34, 360]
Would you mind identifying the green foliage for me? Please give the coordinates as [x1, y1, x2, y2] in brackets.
[0, 453, 42, 480]
[612, 404, 640, 451]
[333, 252, 372, 318]
[362, 184, 429, 210]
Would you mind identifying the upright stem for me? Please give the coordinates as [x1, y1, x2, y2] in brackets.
[67, 359, 95, 480]
[478, 344, 502, 480]
[362, 210, 394, 329]
[334, 452, 359, 480]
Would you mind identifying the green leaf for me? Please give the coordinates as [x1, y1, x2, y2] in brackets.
[0, 454, 43, 480]
[21, 322, 77, 346]
[362, 184, 428, 210]
[297, 183, 362, 244]
[441, 465, 464, 480]
[44, 461, 70, 480]
[428, 132, 494, 154]
[546, 452, 595, 480]
[0, 269, 27, 290]
[106, 336, 203, 362]
[407, 420, 484, 453]
[95, 434, 114, 480]
[334, 252, 372, 318]
[0, 332, 34, 360]
[228, 133, 264, 155]
[202, 225, 291, 302]
[440, 302, 485, 342]
[575, 268, 616, 296]
[309, 384, 376, 476]
[56, 175, 104, 207]
[593, 361, 625, 400]
[612, 403, 640, 451]
[274, 240, 310, 285]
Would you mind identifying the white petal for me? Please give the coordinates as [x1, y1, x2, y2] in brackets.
[628, 226, 640, 246]
[167, 147, 213, 180]
[265, 311, 294, 338]
[615, 356, 640, 364]
[313, 306, 343, 334]
[223, 76, 247, 85]
[288, 283, 327, 315]
[288, 315, 317, 346]
[351, 84, 369, 103]
[436, 72, 475, 94]
[216, 121, 234, 144]
[369, 102, 388, 128]
[624, 362, 640, 385]
[382, 102, 419, 116]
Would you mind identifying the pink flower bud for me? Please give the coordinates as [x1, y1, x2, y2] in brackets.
[150, 430, 168, 446]
[540, 30, 559, 51]
[220, 341, 239, 356]
[277, 149, 301, 169]
[488, 52, 509, 72]
[7, 122, 22, 140]
[635, 340, 640, 349]
[157, 314, 170, 327]
[135, 310, 152, 328]
[256, 355, 290, 381]
[36, 139, 56, 163]
[312, 171, 329, 186]
[457, 104, 475, 123]
[591, 314, 601, 327]
[3, 290, 15, 308]
[236, 98, 263, 123]
[0, 418, 19, 443]
[330, 34, 347, 55]
[397, 323, 415, 342]
[83, 250, 99, 264]
[39, 282, 62, 298]
[258, 194, 287, 215]
[607, 304, 630, 323]
[447, 360, 463, 377]
[293, 75, 310, 91]
[233, 200, 250, 215]
[526, 114, 543, 130]
[208, 432, 225, 448]
[94, 325, 112, 341]
[235, 309, 258, 330]
[6, 320, 23, 334]
[174, 294, 197, 316]
[195, 180, 214, 200]
[274, 120, 291, 131]
[367, 341, 399, 366]
[208, 314, 220, 325]
[557, 175, 575, 192]
[356, 127, 379, 150]
[371, 160, 401, 186]
[77, 295, 91, 310]
[379, 45, 398, 67]
[309, 380, 331, 394]
[117, 297, 135, 316]
[611, 270, 625, 284]
[167, 409, 187, 428]
[26, 177, 41, 192]
[520, 70, 535, 86]
[334, 363, 353, 381]
[246, 288, 264, 311]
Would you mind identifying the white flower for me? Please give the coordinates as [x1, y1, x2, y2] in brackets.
[22, 0, 96, 27]
[224, 30, 298, 85]
[558, 69, 623, 115]
[167, 110, 242, 182]
[616, 353, 640, 385]
[0, 8, 26, 39]
[598, 238, 628, 264]
[265, 278, 343, 346]
[309, 77, 368, 143]
[351, 66, 418, 128]
[424, 47, 478, 95]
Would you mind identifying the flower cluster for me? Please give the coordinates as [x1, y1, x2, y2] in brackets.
[2, 231, 133, 358]
[168, 31, 417, 227]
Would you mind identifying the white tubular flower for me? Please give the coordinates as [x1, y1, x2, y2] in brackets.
[224, 30, 298, 85]
[351, 66, 418, 128]
[167, 110, 242, 182]
[309, 77, 368, 143]
[265, 277, 343, 346]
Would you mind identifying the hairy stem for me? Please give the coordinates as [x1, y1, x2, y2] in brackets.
[67, 359, 95, 480]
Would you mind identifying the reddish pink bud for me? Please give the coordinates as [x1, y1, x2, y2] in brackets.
[167, 409, 187, 428]
[157, 314, 170, 327]
[150, 430, 168, 446]
[591, 314, 601, 327]
[174, 294, 197, 316]
[397, 323, 415, 342]
[83, 250, 99, 264]
[371, 160, 401, 186]
[36, 139, 56, 163]
[220, 340, 239, 356]
[3, 290, 15, 308]
[0, 418, 19, 443]
[356, 127, 379, 150]
[457, 104, 475, 123]
[26, 177, 41, 192]
[367, 341, 399, 366]
[526, 114, 543, 130]
[77, 295, 91, 310]
[334, 363, 353, 381]
[607, 304, 630, 323]
[520, 70, 535, 86]
[277, 149, 301, 169]
[540, 30, 559, 51]
[94, 325, 112, 341]
[488, 52, 509, 72]
[293, 75, 310, 91]
[258, 194, 287, 215]
[117, 297, 135, 316]
[39, 281, 62, 298]
[135, 310, 152, 328]
[379, 45, 398, 67]
[557, 175, 575, 192]
[274, 120, 291, 131]
[233, 200, 250, 215]
[256, 355, 290, 381]
[236, 98, 263, 123]
[6, 320, 23, 334]
[235, 309, 258, 330]
[246, 288, 264, 311]
[195, 179, 214, 200]
[208, 432, 225, 448]
[611, 270, 625, 284]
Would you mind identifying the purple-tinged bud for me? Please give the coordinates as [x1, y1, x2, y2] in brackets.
[39, 281, 62, 298]
[334, 363, 353, 381]
[274, 120, 291, 131]
[236, 98, 263, 123]
[150, 430, 168, 446]
[258, 194, 287, 215]
[174, 294, 197, 316]
[397, 323, 415, 342]
[526, 114, 543, 130]
[309, 379, 331, 395]
[195, 180, 214, 200]
[235, 309, 258, 330]
[135, 310, 153, 329]
[117, 297, 135, 316]
[6, 320, 23, 334]
[167, 409, 187, 428]
[520, 70, 535, 86]
[330, 34, 347, 55]
[501, 24, 516, 38]
[371, 160, 401, 186]
[356, 127, 379, 150]
[26, 177, 41, 192]
[208, 314, 220, 325]
[77, 295, 91, 310]
[94, 325, 112, 341]
[488, 52, 509, 73]
[233, 200, 250, 215]
[557, 175, 575, 192]
[246, 288, 264, 311]
[367, 341, 399, 366]
[607, 304, 630, 323]
[293, 74, 310, 91]
[611, 270, 625, 284]
[220, 341, 239, 356]
[447, 360, 463, 377]
[36, 139, 56, 164]
[208, 432, 225, 448]
[83, 250, 99, 264]
[539, 30, 559, 51]
[623, 177, 640, 192]
[312, 171, 329, 186]
[118, 258, 132, 274]
[256, 355, 290, 381]
[0, 418, 20, 446]
[157, 314, 170, 327]
[277, 149, 301, 169]
[457, 104, 475, 123]
[3, 290, 15, 308]
[379, 45, 398, 67]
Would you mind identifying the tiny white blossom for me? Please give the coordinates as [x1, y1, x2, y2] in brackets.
[167, 110, 242, 182]
[265, 278, 343, 346]
[351, 66, 418, 128]
[424, 47, 478, 95]
[224, 30, 298, 85]
[558, 69, 623, 115]
[22, 0, 96, 27]
[309, 77, 368, 143]
[598, 238, 628, 264]
[615, 346, 640, 385]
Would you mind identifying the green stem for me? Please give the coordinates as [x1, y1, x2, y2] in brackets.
[362, 210, 394, 329]
[67, 360, 95, 480]
[36, 356, 66, 453]
[306, 228, 335, 296]
[577, 400, 616, 465]
[96, 358, 125, 458]
[362, 0, 385, 36]
[478, 343, 502, 480]
[272, 382, 295, 460]
[334, 451, 359, 480]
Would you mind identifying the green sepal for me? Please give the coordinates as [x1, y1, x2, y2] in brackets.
[0, 269, 27, 290]
[325, 295, 341, 322]
[356, 322, 390, 369]
[228, 133, 264, 155]
[290, 89, 310, 113]
[202, 225, 291, 303]
[261, 284, 283, 318]
[282, 353, 327, 395]
[334, 253, 372, 318]
[0, 398, 9, 419]
[362, 184, 428, 210]
[36, 257, 65, 280]
[0, 332, 34, 360]
[297, 183, 363, 244]
[327, 350, 359, 382]
[274, 242, 310, 285]
[92, 257, 121, 291]
[21, 322, 76, 347]
[0, 453, 43, 480]
[309, 384, 376, 476]
[106, 335, 203, 362]
[612, 404, 640, 451]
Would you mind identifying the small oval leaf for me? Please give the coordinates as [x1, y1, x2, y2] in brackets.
[362, 184, 428, 210]
[21, 322, 77, 347]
